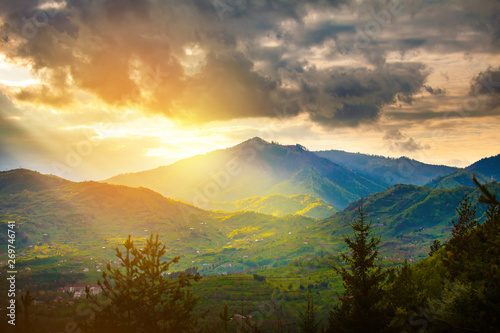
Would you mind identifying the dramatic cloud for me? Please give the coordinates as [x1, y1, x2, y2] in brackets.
[1, 0, 498, 128]
[423, 85, 446, 96]
[0, 0, 499, 178]
[470, 66, 500, 96]
[383, 128, 429, 153]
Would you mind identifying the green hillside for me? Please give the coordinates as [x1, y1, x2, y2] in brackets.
[0, 168, 70, 194]
[0, 169, 328, 286]
[314, 150, 457, 186]
[104, 138, 385, 210]
[4, 169, 498, 283]
[387, 188, 500, 333]
[206, 193, 336, 219]
[425, 169, 490, 189]
[1, 169, 499, 332]
[265, 166, 359, 209]
[466, 153, 500, 180]
[315, 182, 500, 258]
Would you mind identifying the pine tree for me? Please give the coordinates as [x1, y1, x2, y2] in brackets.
[431, 177, 500, 332]
[387, 261, 420, 310]
[86, 233, 202, 332]
[445, 196, 479, 279]
[327, 200, 389, 333]
[299, 292, 320, 333]
[20, 288, 34, 332]
[449, 195, 478, 248]
[429, 239, 442, 257]
[219, 302, 231, 332]
[385, 260, 427, 332]
[473, 173, 499, 206]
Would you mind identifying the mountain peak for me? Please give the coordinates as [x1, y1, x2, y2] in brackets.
[237, 137, 310, 151]
[231, 137, 273, 151]
[242, 137, 269, 145]
[0, 168, 69, 194]
[466, 153, 500, 180]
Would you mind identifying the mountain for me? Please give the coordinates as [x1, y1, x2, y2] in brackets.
[314, 150, 457, 187]
[206, 193, 336, 219]
[466, 153, 500, 180]
[3, 168, 499, 288]
[0, 169, 211, 246]
[105, 138, 386, 210]
[265, 166, 360, 209]
[316, 182, 500, 256]
[425, 169, 490, 189]
[0, 168, 70, 194]
[0, 169, 321, 275]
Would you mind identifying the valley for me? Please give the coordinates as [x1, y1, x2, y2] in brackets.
[1, 140, 499, 332]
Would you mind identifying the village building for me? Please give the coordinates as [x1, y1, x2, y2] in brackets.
[64, 283, 102, 299]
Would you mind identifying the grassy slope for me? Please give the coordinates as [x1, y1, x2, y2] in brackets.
[316, 182, 500, 258]
[4, 170, 497, 332]
[425, 169, 490, 189]
[314, 150, 457, 186]
[104, 138, 385, 209]
[206, 193, 336, 219]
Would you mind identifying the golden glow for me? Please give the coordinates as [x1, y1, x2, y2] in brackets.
[180, 44, 206, 75]
[37, 1, 67, 11]
[0, 0, 499, 183]
[0, 57, 40, 88]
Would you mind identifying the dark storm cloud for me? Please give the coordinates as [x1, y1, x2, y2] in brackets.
[331, 0, 500, 62]
[423, 85, 446, 96]
[0, 0, 499, 128]
[384, 66, 500, 126]
[295, 21, 356, 46]
[290, 62, 428, 126]
[470, 66, 500, 96]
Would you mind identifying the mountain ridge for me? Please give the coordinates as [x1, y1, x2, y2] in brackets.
[466, 153, 500, 180]
[104, 138, 386, 210]
[425, 169, 490, 189]
[313, 149, 458, 186]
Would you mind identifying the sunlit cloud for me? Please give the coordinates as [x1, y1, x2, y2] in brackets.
[0, 0, 498, 180]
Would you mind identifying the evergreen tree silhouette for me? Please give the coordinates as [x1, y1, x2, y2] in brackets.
[21, 288, 34, 332]
[327, 200, 389, 333]
[218, 302, 231, 332]
[445, 195, 479, 279]
[299, 292, 320, 333]
[449, 195, 478, 247]
[429, 239, 442, 257]
[86, 233, 202, 332]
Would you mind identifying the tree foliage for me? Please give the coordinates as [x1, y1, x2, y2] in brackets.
[449, 195, 478, 247]
[444, 196, 479, 281]
[86, 233, 202, 333]
[429, 240, 442, 257]
[299, 292, 320, 333]
[20, 288, 35, 332]
[408, 178, 500, 332]
[218, 302, 231, 332]
[327, 201, 390, 333]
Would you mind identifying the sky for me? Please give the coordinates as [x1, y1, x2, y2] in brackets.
[0, 0, 499, 181]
